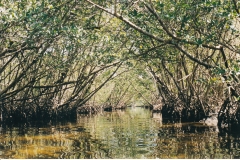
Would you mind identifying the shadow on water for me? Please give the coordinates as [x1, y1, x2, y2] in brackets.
[0, 107, 240, 159]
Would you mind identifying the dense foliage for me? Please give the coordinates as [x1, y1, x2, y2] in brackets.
[0, 0, 240, 129]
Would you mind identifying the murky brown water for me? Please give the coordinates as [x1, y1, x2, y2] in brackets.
[0, 107, 239, 159]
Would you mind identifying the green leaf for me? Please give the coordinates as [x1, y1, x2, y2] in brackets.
[196, 38, 203, 45]
[133, 9, 137, 16]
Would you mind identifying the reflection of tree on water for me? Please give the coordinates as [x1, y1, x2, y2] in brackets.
[152, 112, 162, 126]
[155, 121, 240, 159]
[76, 107, 240, 159]
[0, 107, 240, 159]
[217, 131, 240, 159]
[77, 107, 159, 158]
[0, 122, 114, 159]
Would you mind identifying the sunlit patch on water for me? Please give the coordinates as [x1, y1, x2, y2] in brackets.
[0, 107, 240, 159]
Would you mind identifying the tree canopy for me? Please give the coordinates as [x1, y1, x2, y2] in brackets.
[0, 0, 240, 127]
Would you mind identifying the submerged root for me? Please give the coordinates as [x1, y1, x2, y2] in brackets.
[103, 104, 126, 112]
[77, 105, 102, 114]
[159, 97, 207, 123]
[161, 98, 183, 123]
[218, 98, 240, 132]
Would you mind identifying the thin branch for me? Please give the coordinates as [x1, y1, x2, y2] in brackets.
[144, 2, 223, 50]
[232, 0, 239, 15]
[86, 0, 166, 43]
[175, 44, 213, 69]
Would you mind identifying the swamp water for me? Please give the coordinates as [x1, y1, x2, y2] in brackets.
[0, 107, 240, 159]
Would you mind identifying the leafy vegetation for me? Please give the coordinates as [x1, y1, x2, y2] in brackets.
[0, 0, 240, 130]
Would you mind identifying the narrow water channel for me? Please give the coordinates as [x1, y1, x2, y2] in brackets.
[0, 107, 239, 159]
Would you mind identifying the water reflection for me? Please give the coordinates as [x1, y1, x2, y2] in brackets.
[0, 107, 240, 159]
